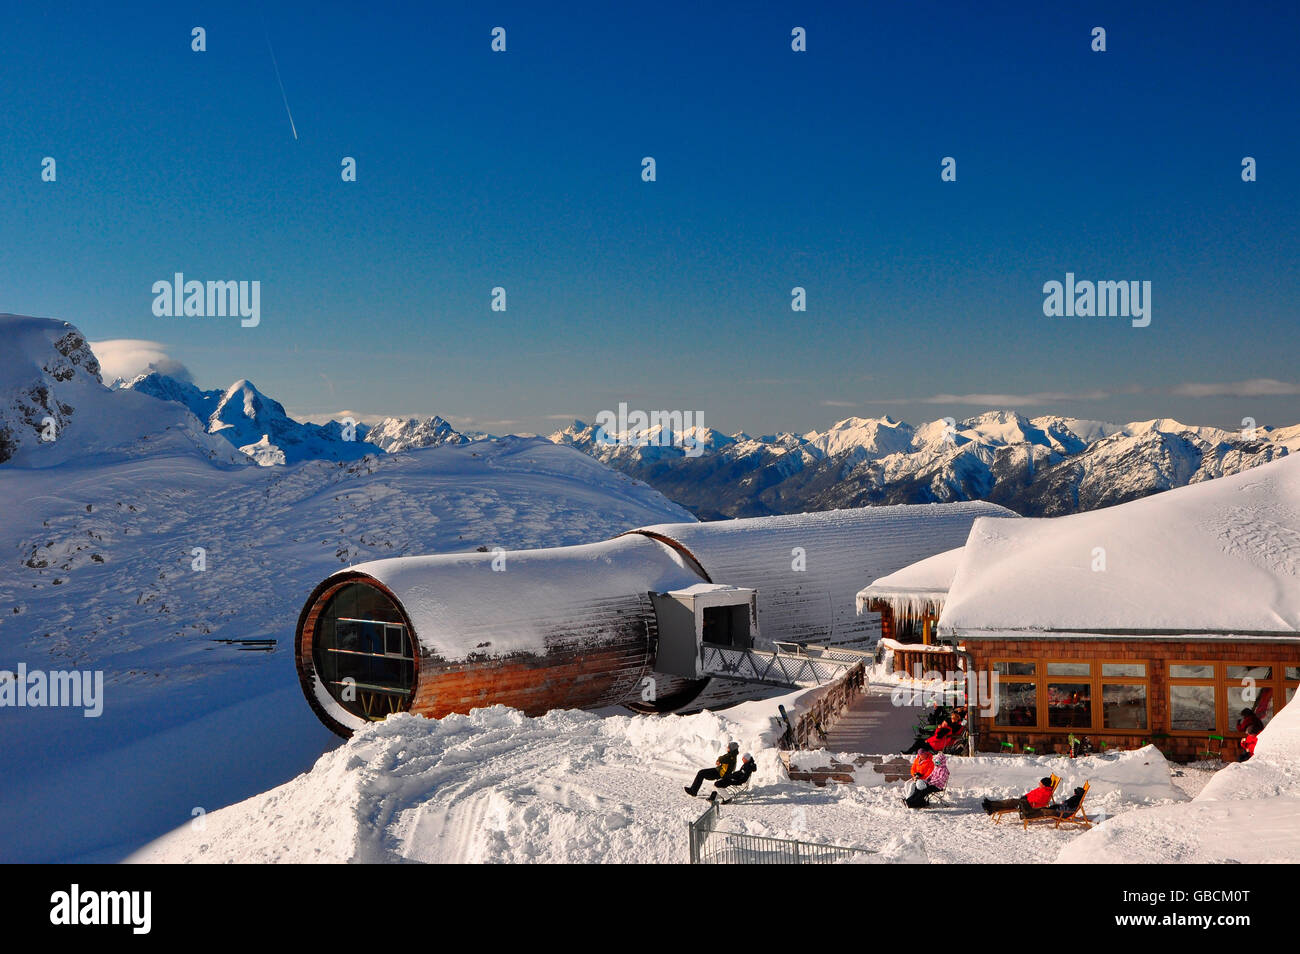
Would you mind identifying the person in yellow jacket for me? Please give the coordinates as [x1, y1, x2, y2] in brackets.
[685, 741, 739, 797]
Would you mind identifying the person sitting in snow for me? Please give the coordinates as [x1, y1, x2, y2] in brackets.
[904, 752, 949, 809]
[685, 741, 739, 797]
[1237, 708, 1264, 762]
[709, 752, 757, 800]
[981, 776, 1055, 815]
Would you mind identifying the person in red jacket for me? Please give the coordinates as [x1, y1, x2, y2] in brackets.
[981, 777, 1056, 815]
[1237, 708, 1264, 762]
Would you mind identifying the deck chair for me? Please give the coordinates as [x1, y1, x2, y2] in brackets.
[991, 773, 1059, 825]
[1022, 781, 1092, 830]
[712, 774, 754, 805]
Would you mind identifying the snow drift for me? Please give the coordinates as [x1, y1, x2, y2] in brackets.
[1058, 697, 1300, 864]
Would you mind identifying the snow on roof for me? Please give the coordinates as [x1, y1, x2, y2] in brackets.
[940, 454, 1300, 637]
[632, 502, 1014, 647]
[339, 533, 705, 661]
[667, 582, 752, 598]
[855, 546, 965, 622]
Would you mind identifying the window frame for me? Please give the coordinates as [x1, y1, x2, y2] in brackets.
[988, 657, 1151, 735]
[991, 657, 1039, 729]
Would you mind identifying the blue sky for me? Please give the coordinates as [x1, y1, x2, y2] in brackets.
[2, 1, 1297, 435]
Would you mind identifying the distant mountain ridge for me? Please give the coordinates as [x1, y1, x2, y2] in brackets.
[3, 314, 1290, 518]
[547, 409, 1296, 518]
[116, 369, 1300, 516]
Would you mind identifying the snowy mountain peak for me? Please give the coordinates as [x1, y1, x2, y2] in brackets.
[365, 416, 470, 454]
[802, 415, 915, 460]
[125, 370, 223, 424]
[0, 315, 249, 467]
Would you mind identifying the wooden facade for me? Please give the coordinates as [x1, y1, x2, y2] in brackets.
[296, 572, 664, 738]
[962, 636, 1300, 762]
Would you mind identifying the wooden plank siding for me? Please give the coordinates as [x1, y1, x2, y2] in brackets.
[963, 636, 1300, 762]
[297, 572, 660, 738]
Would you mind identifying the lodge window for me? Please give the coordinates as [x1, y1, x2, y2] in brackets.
[990, 658, 1150, 734]
[1168, 662, 1300, 736]
[1168, 662, 1216, 732]
[1227, 665, 1274, 726]
[983, 655, 1299, 739]
[993, 660, 1037, 727]
[1046, 662, 1092, 727]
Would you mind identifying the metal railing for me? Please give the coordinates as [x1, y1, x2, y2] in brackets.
[700, 641, 873, 688]
[687, 802, 876, 864]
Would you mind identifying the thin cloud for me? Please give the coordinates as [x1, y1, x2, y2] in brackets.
[878, 390, 1112, 405]
[1172, 378, 1300, 397]
[89, 339, 193, 384]
[819, 400, 858, 408]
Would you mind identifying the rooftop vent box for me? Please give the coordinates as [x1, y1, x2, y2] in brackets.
[650, 583, 758, 679]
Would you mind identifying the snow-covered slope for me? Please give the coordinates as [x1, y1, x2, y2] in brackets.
[127, 692, 1183, 865]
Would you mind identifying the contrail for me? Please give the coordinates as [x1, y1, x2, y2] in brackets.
[264, 26, 298, 140]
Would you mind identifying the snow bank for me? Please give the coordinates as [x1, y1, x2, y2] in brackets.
[129, 705, 777, 864]
[949, 746, 1178, 809]
[1058, 699, 1300, 863]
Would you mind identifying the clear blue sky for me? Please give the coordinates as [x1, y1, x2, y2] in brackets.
[2, 1, 1297, 435]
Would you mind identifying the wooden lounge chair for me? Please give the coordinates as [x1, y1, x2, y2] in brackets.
[1022, 781, 1092, 830]
[991, 774, 1058, 824]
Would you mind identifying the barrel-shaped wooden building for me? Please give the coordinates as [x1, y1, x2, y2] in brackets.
[296, 501, 1014, 736]
[295, 533, 706, 737]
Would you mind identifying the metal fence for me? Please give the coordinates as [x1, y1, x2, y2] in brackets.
[687, 803, 875, 864]
[700, 641, 873, 688]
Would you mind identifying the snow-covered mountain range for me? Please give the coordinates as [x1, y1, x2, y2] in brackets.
[548, 411, 1297, 518]
[4, 313, 1292, 520]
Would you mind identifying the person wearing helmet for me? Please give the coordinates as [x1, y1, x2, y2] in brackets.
[684, 741, 739, 797]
